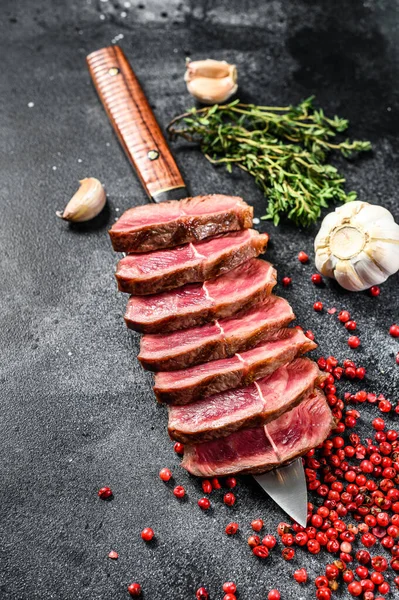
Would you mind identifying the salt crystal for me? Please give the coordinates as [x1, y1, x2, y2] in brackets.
[99, 14, 105, 20]
[52, 166, 57, 171]
[115, 208, 120, 212]
[68, 351, 72, 356]
[120, 11, 127, 18]
[112, 33, 124, 44]
[28, 102, 34, 108]
[77, 158, 82, 163]
[124, 1, 131, 6]
[253, 217, 260, 225]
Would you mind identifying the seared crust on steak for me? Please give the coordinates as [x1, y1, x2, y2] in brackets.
[124, 259, 277, 334]
[138, 295, 294, 371]
[181, 390, 333, 477]
[109, 194, 253, 253]
[116, 229, 269, 295]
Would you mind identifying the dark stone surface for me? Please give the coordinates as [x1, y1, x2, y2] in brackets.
[1, 1, 398, 598]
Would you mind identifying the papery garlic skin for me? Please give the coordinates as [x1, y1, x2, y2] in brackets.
[314, 201, 399, 291]
[57, 178, 106, 222]
[185, 59, 238, 104]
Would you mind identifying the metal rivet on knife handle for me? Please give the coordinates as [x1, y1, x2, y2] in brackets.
[86, 46, 187, 202]
[147, 150, 159, 161]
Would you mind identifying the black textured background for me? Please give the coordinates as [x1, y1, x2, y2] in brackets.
[1, 1, 399, 599]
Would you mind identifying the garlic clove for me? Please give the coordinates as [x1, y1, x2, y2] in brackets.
[186, 75, 238, 104]
[353, 250, 387, 289]
[334, 259, 365, 292]
[185, 59, 232, 80]
[315, 247, 337, 277]
[367, 223, 399, 243]
[335, 200, 364, 219]
[57, 177, 106, 222]
[314, 211, 340, 249]
[185, 59, 237, 104]
[352, 203, 394, 227]
[364, 240, 399, 275]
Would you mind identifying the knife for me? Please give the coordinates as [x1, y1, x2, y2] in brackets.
[254, 459, 308, 528]
[86, 45, 308, 525]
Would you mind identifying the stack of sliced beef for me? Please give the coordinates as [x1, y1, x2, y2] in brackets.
[109, 194, 333, 478]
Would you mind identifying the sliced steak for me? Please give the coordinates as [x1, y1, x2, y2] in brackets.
[125, 259, 277, 334]
[115, 229, 269, 295]
[181, 390, 333, 477]
[109, 194, 253, 253]
[139, 295, 294, 371]
[168, 358, 323, 443]
[154, 328, 317, 405]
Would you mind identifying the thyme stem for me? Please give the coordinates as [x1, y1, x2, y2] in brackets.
[167, 97, 371, 227]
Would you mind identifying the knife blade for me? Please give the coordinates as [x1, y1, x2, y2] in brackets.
[87, 45, 308, 521]
[253, 458, 308, 527]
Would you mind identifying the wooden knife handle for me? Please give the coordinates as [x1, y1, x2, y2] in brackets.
[87, 46, 188, 202]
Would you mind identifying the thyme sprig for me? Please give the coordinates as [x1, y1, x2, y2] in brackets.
[167, 98, 371, 226]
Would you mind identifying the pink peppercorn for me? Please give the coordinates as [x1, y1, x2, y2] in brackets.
[298, 251, 309, 263]
[311, 273, 323, 285]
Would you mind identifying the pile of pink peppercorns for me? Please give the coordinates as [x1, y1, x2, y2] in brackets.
[96, 250, 399, 599]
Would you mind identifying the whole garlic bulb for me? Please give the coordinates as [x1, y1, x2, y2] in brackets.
[314, 201, 399, 291]
[184, 59, 238, 104]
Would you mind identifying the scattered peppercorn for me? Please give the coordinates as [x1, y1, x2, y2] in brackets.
[141, 528, 154, 542]
[98, 486, 112, 499]
[253, 545, 269, 559]
[222, 582, 237, 594]
[173, 485, 186, 499]
[314, 301, 323, 312]
[262, 534, 277, 548]
[293, 567, 308, 583]
[108, 550, 118, 559]
[390, 324, 399, 337]
[370, 285, 380, 296]
[282, 276, 292, 287]
[174, 442, 184, 454]
[159, 468, 172, 482]
[298, 251, 309, 263]
[248, 535, 261, 548]
[198, 497, 211, 510]
[311, 273, 323, 285]
[196, 587, 209, 600]
[348, 335, 361, 349]
[225, 477, 237, 488]
[201, 479, 212, 494]
[338, 310, 351, 323]
[225, 522, 239, 535]
[127, 583, 142, 597]
[224, 492, 236, 506]
[251, 519, 264, 532]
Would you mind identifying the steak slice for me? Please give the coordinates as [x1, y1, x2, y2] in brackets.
[168, 358, 323, 443]
[115, 229, 269, 295]
[181, 390, 333, 477]
[109, 194, 253, 253]
[125, 259, 277, 334]
[154, 328, 317, 404]
[139, 295, 294, 371]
